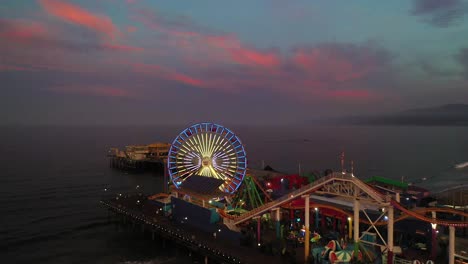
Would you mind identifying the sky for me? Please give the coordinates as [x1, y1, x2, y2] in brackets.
[1, 0, 468, 125]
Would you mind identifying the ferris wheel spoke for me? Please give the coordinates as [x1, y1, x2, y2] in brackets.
[175, 165, 200, 176]
[184, 137, 202, 155]
[212, 135, 227, 153]
[213, 137, 229, 154]
[192, 133, 204, 157]
[201, 133, 209, 156]
[200, 132, 209, 157]
[186, 135, 201, 152]
[205, 132, 213, 156]
[207, 134, 218, 156]
[208, 166, 221, 179]
[207, 133, 216, 156]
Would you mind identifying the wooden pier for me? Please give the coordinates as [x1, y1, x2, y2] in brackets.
[101, 195, 302, 264]
[109, 156, 165, 172]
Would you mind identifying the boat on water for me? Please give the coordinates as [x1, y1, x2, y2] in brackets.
[455, 161, 468, 169]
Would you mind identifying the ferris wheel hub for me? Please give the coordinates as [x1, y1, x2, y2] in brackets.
[202, 157, 212, 167]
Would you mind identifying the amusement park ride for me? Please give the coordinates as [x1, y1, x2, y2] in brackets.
[155, 122, 468, 264]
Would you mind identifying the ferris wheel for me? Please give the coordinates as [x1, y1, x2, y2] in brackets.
[168, 123, 247, 194]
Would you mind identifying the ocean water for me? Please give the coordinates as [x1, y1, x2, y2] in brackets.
[1, 125, 467, 263]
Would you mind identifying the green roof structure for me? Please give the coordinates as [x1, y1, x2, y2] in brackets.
[365, 176, 408, 190]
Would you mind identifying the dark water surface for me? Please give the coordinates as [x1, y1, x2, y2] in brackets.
[1, 125, 467, 263]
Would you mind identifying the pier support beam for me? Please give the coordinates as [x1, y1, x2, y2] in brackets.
[387, 206, 394, 264]
[163, 160, 168, 193]
[353, 199, 360, 243]
[304, 195, 310, 262]
[449, 226, 455, 264]
[204, 255, 208, 264]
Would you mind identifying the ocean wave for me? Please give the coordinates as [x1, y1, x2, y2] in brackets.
[455, 161, 468, 169]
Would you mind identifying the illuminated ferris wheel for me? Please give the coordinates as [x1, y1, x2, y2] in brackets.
[168, 123, 247, 194]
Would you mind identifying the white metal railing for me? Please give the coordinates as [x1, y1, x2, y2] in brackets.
[382, 254, 414, 264]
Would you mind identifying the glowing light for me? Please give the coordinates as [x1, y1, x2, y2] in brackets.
[314, 207, 318, 211]
[384, 216, 388, 221]
[347, 217, 351, 221]
[431, 223, 437, 229]
[168, 123, 247, 193]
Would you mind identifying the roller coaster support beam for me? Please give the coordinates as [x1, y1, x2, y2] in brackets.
[348, 216, 352, 240]
[256, 217, 261, 246]
[449, 226, 455, 264]
[387, 206, 394, 264]
[315, 208, 319, 229]
[304, 195, 310, 262]
[353, 199, 360, 243]
[275, 208, 281, 239]
[431, 212, 437, 261]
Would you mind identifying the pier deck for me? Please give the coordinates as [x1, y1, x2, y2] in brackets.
[101, 195, 304, 264]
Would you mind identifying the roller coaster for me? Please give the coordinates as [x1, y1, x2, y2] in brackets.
[218, 172, 468, 228]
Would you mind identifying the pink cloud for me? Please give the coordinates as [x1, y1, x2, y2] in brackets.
[229, 48, 280, 67]
[126, 26, 137, 33]
[38, 0, 119, 38]
[291, 44, 384, 83]
[322, 89, 375, 99]
[101, 43, 144, 52]
[0, 19, 49, 44]
[0, 64, 31, 72]
[133, 10, 280, 68]
[131, 62, 205, 87]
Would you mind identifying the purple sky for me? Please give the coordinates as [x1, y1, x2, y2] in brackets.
[1, 0, 468, 125]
